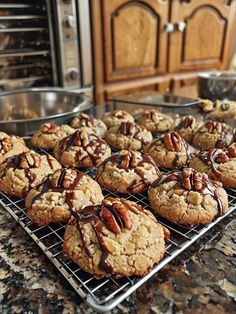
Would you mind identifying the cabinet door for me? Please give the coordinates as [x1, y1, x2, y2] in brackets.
[102, 0, 168, 82]
[169, 0, 236, 72]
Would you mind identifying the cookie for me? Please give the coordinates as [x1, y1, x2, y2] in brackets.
[148, 167, 228, 226]
[145, 131, 196, 169]
[0, 150, 61, 198]
[200, 99, 236, 120]
[63, 197, 169, 278]
[70, 113, 107, 138]
[192, 121, 235, 150]
[31, 123, 75, 150]
[189, 147, 236, 188]
[139, 109, 173, 133]
[96, 150, 160, 194]
[174, 115, 202, 143]
[54, 129, 111, 168]
[105, 122, 153, 151]
[0, 132, 29, 165]
[102, 110, 134, 129]
[26, 168, 104, 226]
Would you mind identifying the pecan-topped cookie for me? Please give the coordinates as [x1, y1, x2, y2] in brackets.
[189, 146, 236, 188]
[200, 99, 236, 120]
[31, 123, 75, 151]
[145, 131, 196, 169]
[174, 115, 202, 143]
[102, 110, 134, 129]
[96, 150, 160, 194]
[26, 168, 104, 226]
[63, 197, 169, 278]
[139, 109, 173, 133]
[148, 167, 228, 226]
[105, 122, 153, 151]
[192, 121, 235, 150]
[0, 151, 61, 198]
[70, 113, 107, 138]
[0, 132, 29, 165]
[54, 129, 111, 168]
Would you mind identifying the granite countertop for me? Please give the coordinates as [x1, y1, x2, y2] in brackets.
[0, 206, 235, 314]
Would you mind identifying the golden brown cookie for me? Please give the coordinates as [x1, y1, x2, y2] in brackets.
[139, 109, 173, 133]
[0, 150, 61, 198]
[31, 123, 75, 151]
[102, 110, 134, 129]
[200, 99, 236, 120]
[54, 129, 111, 168]
[189, 147, 236, 188]
[192, 121, 235, 150]
[145, 131, 196, 169]
[106, 122, 153, 151]
[0, 132, 29, 165]
[63, 197, 169, 278]
[70, 113, 107, 138]
[174, 115, 202, 143]
[26, 168, 104, 226]
[149, 167, 228, 226]
[96, 150, 160, 194]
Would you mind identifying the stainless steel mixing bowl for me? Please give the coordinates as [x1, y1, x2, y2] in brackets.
[0, 87, 92, 135]
[198, 72, 236, 100]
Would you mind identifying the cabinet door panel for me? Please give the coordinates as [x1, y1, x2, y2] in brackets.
[169, 0, 236, 72]
[102, 0, 168, 82]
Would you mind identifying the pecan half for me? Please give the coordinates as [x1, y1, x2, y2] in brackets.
[40, 123, 60, 134]
[25, 152, 41, 168]
[215, 151, 229, 163]
[51, 169, 77, 188]
[227, 145, 236, 158]
[119, 122, 135, 135]
[182, 168, 203, 191]
[113, 203, 132, 230]
[100, 206, 121, 234]
[205, 121, 221, 133]
[164, 132, 182, 152]
[0, 137, 12, 154]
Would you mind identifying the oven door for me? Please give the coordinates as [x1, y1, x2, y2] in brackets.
[0, 0, 57, 91]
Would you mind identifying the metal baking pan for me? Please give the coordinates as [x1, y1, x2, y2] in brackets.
[0, 87, 92, 136]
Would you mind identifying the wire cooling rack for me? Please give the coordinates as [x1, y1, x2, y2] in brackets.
[0, 164, 235, 312]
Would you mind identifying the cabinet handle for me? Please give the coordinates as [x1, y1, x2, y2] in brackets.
[164, 22, 175, 33]
[177, 21, 186, 32]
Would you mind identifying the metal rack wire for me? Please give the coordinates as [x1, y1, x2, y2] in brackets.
[0, 163, 235, 313]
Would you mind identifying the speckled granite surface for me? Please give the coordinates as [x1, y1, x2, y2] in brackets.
[0, 206, 235, 314]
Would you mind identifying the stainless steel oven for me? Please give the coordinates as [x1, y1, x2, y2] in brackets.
[0, 0, 92, 92]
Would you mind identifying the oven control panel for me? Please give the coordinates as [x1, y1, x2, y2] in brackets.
[56, 0, 81, 88]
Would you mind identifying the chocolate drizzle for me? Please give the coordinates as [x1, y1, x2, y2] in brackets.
[215, 124, 235, 148]
[31, 169, 84, 213]
[198, 149, 228, 176]
[175, 115, 194, 130]
[97, 151, 160, 191]
[149, 133, 195, 167]
[197, 121, 235, 148]
[74, 197, 136, 274]
[119, 122, 151, 147]
[0, 152, 39, 192]
[58, 130, 108, 165]
[151, 168, 224, 217]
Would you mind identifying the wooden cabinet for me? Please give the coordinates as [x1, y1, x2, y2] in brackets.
[169, 0, 236, 72]
[102, 0, 168, 82]
[91, 0, 236, 105]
